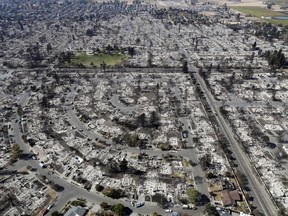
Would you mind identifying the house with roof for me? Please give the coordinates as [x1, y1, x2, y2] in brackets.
[221, 190, 241, 207]
[64, 206, 88, 216]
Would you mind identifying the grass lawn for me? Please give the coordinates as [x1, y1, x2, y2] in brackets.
[173, 171, 185, 178]
[231, 6, 288, 25]
[182, 159, 189, 167]
[234, 201, 250, 213]
[209, 183, 222, 192]
[213, 191, 222, 202]
[72, 52, 129, 67]
[186, 178, 194, 185]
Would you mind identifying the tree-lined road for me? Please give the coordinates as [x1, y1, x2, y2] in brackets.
[194, 73, 277, 216]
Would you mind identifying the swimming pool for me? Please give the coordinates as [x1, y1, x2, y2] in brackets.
[272, 16, 288, 20]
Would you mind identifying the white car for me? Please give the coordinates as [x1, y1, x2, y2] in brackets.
[165, 209, 172, 212]
[39, 162, 46, 168]
[47, 204, 53, 210]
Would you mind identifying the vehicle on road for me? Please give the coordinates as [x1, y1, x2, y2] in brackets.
[39, 161, 46, 168]
[165, 209, 172, 212]
[47, 204, 53, 210]
[182, 204, 189, 209]
[136, 202, 144, 208]
[182, 130, 188, 138]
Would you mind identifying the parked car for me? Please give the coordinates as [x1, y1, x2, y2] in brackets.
[39, 161, 46, 168]
[136, 202, 144, 208]
[182, 130, 189, 138]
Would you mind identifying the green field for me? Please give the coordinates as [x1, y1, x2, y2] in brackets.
[273, 0, 288, 7]
[72, 53, 129, 67]
[231, 6, 288, 25]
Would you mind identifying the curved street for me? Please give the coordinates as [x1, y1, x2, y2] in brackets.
[6, 89, 206, 216]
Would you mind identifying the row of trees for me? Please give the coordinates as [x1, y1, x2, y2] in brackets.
[96, 185, 126, 199]
[99, 202, 131, 216]
[265, 49, 286, 69]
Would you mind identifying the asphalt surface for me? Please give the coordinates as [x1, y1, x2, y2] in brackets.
[65, 89, 112, 146]
[178, 117, 209, 197]
[195, 73, 278, 216]
[6, 90, 206, 216]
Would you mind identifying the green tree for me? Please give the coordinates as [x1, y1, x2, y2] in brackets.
[152, 193, 169, 208]
[51, 211, 63, 216]
[112, 203, 125, 216]
[244, 64, 254, 79]
[252, 41, 257, 50]
[235, 13, 240, 20]
[205, 203, 220, 216]
[137, 113, 147, 127]
[159, 143, 170, 151]
[102, 187, 123, 199]
[277, 206, 288, 216]
[150, 111, 160, 129]
[182, 60, 188, 73]
[216, 64, 221, 72]
[86, 29, 94, 37]
[235, 170, 250, 191]
[199, 154, 211, 171]
[267, 49, 286, 69]
[205, 172, 217, 179]
[187, 188, 202, 204]
[119, 158, 128, 172]
[100, 202, 109, 209]
[100, 61, 107, 72]
[47, 43, 53, 52]
[50, 183, 64, 192]
[95, 184, 104, 192]
[11, 144, 21, 162]
[18, 105, 24, 116]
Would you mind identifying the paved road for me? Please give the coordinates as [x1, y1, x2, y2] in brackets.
[65, 89, 112, 146]
[7, 92, 206, 216]
[195, 73, 278, 216]
[178, 117, 209, 197]
[171, 80, 210, 197]
[7, 93, 163, 216]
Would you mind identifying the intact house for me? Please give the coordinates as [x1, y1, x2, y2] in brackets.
[221, 190, 241, 207]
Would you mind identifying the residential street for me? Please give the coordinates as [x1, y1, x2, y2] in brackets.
[195, 73, 278, 216]
[6, 91, 206, 216]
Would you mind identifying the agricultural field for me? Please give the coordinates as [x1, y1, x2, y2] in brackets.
[231, 6, 288, 25]
[71, 53, 129, 67]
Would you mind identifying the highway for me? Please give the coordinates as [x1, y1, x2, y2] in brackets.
[194, 73, 278, 216]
